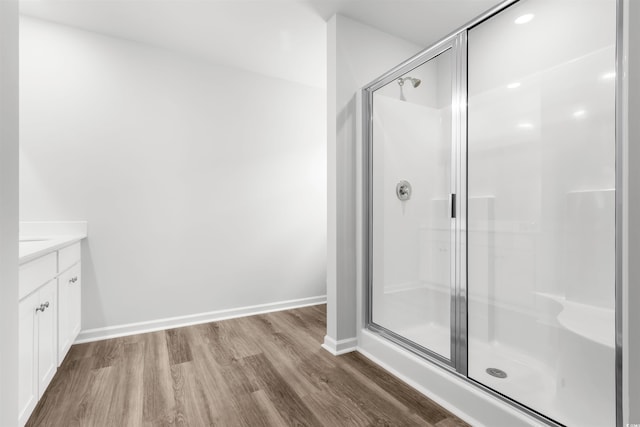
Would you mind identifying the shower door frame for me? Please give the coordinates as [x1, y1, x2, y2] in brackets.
[361, 0, 624, 425]
[362, 31, 468, 371]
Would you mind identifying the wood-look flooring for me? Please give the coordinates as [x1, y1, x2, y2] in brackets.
[26, 304, 469, 427]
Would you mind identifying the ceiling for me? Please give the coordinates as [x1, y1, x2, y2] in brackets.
[19, 0, 504, 88]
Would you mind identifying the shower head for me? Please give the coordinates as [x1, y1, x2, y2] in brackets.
[397, 76, 421, 88]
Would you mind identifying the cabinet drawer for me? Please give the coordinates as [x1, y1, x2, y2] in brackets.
[58, 242, 81, 272]
[19, 253, 57, 300]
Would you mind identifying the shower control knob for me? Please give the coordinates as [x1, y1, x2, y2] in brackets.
[396, 180, 412, 201]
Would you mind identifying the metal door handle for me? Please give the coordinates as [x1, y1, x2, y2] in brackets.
[450, 193, 457, 218]
[35, 301, 49, 313]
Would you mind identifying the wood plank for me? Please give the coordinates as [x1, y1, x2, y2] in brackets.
[91, 337, 122, 369]
[165, 327, 193, 366]
[303, 388, 374, 426]
[238, 314, 322, 398]
[72, 366, 118, 426]
[316, 363, 432, 426]
[168, 363, 190, 427]
[63, 341, 95, 362]
[141, 331, 176, 426]
[342, 352, 452, 424]
[180, 342, 233, 425]
[250, 389, 289, 426]
[185, 324, 268, 426]
[108, 341, 145, 427]
[244, 352, 324, 426]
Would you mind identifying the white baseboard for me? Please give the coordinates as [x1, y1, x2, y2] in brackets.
[321, 335, 358, 355]
[75, 295, 327, 344]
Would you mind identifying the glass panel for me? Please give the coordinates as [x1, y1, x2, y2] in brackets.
[371, 49, 453, 360]
[467, 0, 616, 425]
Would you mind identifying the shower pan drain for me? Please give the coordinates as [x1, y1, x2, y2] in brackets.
[486, 368, 508, 379]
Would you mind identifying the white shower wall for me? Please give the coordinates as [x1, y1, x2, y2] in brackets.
[467, 3, 616, 365]
[371, 96, 451, 356]
[373, 97, 448, 289]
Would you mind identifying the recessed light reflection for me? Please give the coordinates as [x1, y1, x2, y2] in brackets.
[518, 122, 534, 129]
[573, 110, 586, 118]
[601, 72, 616, 80]
[515, 14, 534, 24]
[507, 82, 521, 89]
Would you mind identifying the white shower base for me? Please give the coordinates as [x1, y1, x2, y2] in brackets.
[394, 321, 613, 426]
[376, 282, 615, 425]
[469, 341, 556, 414]
[397, 321, 556, 409]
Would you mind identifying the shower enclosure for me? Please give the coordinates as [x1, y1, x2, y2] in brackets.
[363, 0, 619, 425]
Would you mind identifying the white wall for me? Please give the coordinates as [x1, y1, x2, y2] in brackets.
[19, 17, 327, 333]
[0, 3, 20, 426]
[324, 14, 422, 354]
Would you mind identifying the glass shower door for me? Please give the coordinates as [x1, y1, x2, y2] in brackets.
[467, 0, 616, 425]
[368, 45, 457, 361]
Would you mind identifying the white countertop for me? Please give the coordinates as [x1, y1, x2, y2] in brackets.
[19, 235, 87, 264]
[19, 221, 88, 264]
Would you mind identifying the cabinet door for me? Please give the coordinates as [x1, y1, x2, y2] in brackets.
[37, 280, 57, 398]
[68, 264, 81, 345]
[18, 292, 39, 426]
[58, 264, 81, 364]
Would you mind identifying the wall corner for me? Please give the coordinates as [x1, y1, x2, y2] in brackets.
[0, 1, 20, 425]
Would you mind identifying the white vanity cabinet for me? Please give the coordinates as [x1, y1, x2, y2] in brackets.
[18, 240, 83, 426]
[57, 243, 81, 365]
[18, 258, 58, 426]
